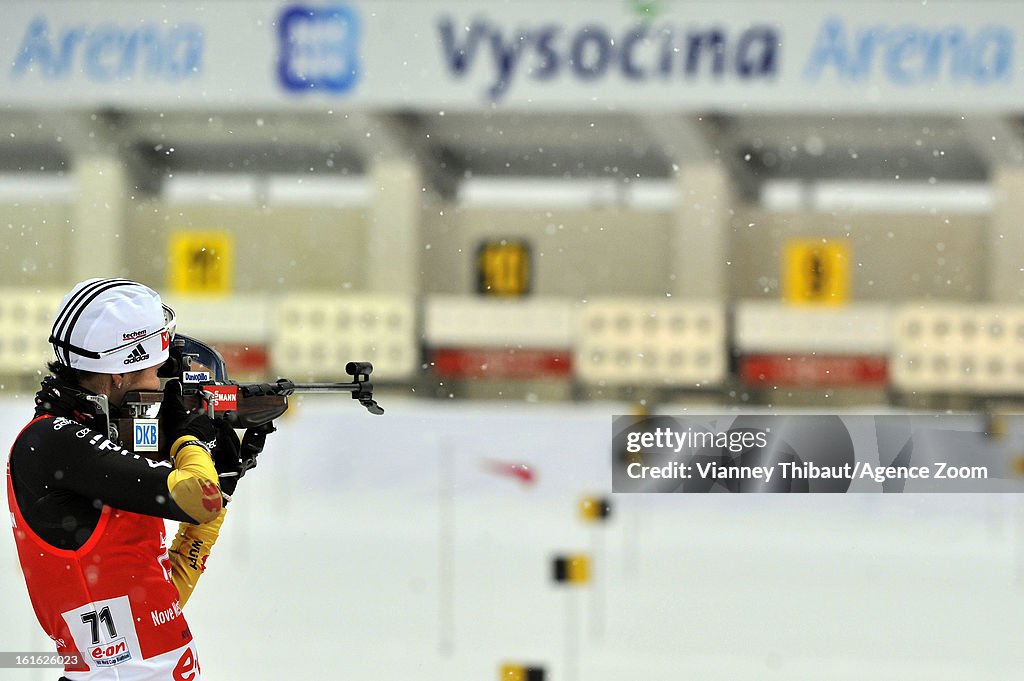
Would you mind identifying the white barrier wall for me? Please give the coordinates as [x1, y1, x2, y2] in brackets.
[9, 292, 1024, 397]
[892, 304, 1024, 394]
[574, 298, 727, 387]
[735, 301, 892, 354]
[0, 290, 420, 383]
[423, 295, 574, 349]
[272, 293, 419, 382]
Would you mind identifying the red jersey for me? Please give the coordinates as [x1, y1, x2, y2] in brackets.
[7, 415, 202, 680]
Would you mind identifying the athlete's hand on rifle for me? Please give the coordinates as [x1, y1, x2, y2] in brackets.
[241, 422, 274, 473]
[159, 378, 217, 459]
[212, 421, 241, 502]
[212, 421, 274, 503]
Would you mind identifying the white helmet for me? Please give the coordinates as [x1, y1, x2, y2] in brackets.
[49, 278, 176, 374]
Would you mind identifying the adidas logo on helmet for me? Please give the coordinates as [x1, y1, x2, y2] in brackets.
[123, 343, 151, 366]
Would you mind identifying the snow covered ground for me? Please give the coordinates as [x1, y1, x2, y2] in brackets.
[2, 394, 1024, 680]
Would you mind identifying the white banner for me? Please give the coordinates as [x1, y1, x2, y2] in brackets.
[1, 1, 1023, 112]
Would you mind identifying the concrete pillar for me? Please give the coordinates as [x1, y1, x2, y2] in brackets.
[987, 166, 1024, 301]
[670, 162, 731, 299]
[367, 159, 421, 294]
[71, 154, 128, 281]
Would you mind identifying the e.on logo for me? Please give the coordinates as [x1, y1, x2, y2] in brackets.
[89, 638, 130, 666]
[173, 646, 200, 681]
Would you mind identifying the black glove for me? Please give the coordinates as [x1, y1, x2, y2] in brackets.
[213, 421, 274, 502]
[212, 420, 242, 500]
[241, 422, 274, 473]
[159, 379, 217, 458]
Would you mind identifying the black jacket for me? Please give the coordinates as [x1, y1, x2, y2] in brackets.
[8, 377, 198, 550]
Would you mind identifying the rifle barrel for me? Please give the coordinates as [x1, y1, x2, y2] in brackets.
[236, 379, 383, 415]
[238, 381, 361, 397]
[288, 382, 362, 393]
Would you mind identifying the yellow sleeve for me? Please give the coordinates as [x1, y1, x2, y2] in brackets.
[169, 508, 227, 608]
[166, 435, 222, 524]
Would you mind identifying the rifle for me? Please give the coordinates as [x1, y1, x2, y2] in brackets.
[116, 335, 383, 454]
[195, 363, 385, 429]
[171, 335, 384, 424]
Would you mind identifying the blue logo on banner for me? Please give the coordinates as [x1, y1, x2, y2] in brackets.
[277, 5, 360, 93]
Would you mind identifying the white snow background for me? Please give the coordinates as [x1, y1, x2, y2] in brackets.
[2, 395, 1023, 680]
